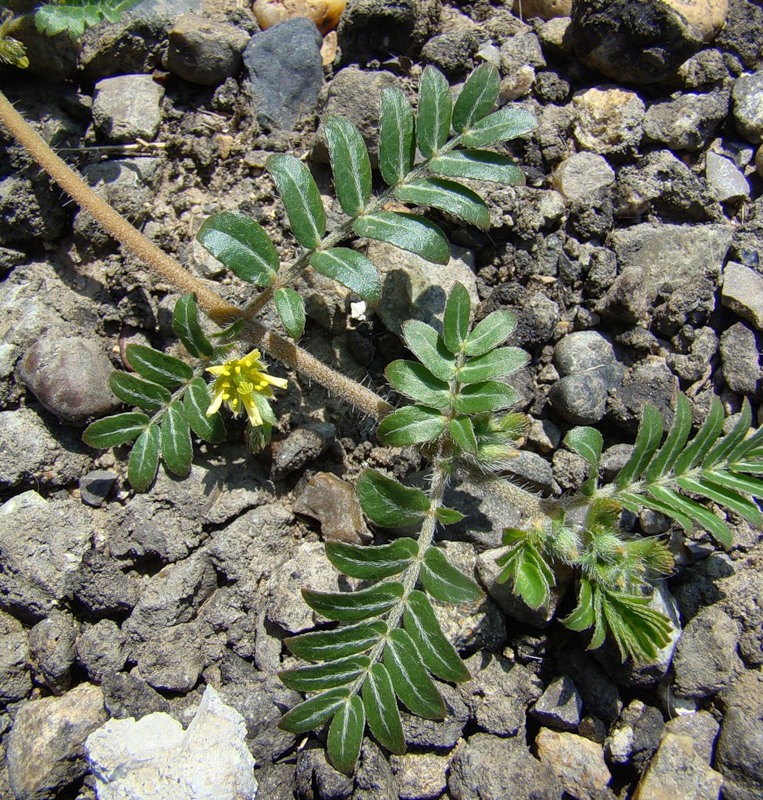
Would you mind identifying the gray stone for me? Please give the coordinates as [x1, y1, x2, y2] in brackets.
[28, 611, 77, 694]
[531, 675, 583, 732]
[667, 326, 719, 383]
[756, 144, 763, 178]
[458, 652, 543, 736]
[293, 471, 371, 543]
[721, 261, 763, 329]
[673, 606, 743, 700]
[86, 685, 257, 800]
[296, 746, 353, 799]
[614, 150, 721, 222]
[0, 500, 91, 622]
[421, 30, 478, 76]
[391, 753, 449, 800]
[676, 47, 729, 89]
[607, 358, 679, 433]
[76, 620, 127, 682]
[643, 91, 729, 151]
[243, 18, 323, 131]
[102, 672, 170, 720]
[270, 422, 335, 480]
[133, 622, 205, 692]
[733, 69, 763, 144]
[402, 682, 469, 749]
[571, 0, 705, 84]
[598, 223, 732, 330]
[311, 68, 399, 167]
[564, 648, 623, 724]
[573, 86, 645, 156]
[632, 733, 723, 800]
[0, 610, 31, 704]
[720, 322, 761, 395]
[552, 152, 615, 202]
[68, 548, 140, 617]
[536, 728, 612, 799]
[92, 75, 165, 143]
[664, 711, 719, 764]
[79, 469, 118, 507]
[354, 739, 397, 800]
[165, 13, 249, 86]
[6, 683, 107, 800]
[448, 732, 564, 800]
[17, 334, 120, 425]
[606, 699, 665, 772]
[0, 174, 68, 245]
[502, 450, 556, 494]
[716, 670, 763, 800]
[337, 0, 440, 62]
[369, 241, 477, 336]
[706, 151, 751, 203]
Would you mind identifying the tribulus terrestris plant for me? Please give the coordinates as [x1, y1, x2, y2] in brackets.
[3, 63, 763, 775]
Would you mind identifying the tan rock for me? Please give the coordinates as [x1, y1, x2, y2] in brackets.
[536, 728, 612, 798]
[573, 86, 645, 156]
[513, 0, 572, 20]
[253, 0, 346, 34]
[756, 144, 763, 179]
[633, 733, 723, 800]
[666, 0, 728, 42]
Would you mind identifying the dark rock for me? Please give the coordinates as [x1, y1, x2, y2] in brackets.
[717, 669, 763, 799]
[0, 500, 90, 622]
[164, 13, 249, 86]
[606, 699, 665, 772]
[0, 173, 68, 246]
[101, 671, 170, 719]
[0, 610, 31, 704]
[643, 90, 729, 151]
[296, 746, 354, 799]
[5, 683, 107, 800]
[28, 611, 77, 694]
[562, 648, 623, 723]
[391, 752, 449, 800]
[448, 733, 564, 800]
[243, 18, 323, 131]
[614, 150, 721, 222]
[501, 450, 555, 494]
[715, 0, 763, 70]
[270, 422, 335, 480]
[421, 30, 478, 76]
[68, 548, 140, 617]
[256, 763, 298, 800]
[293, 471, 371, 543]
[17, 334, 120, 425]
[337, 0, 440, 63]
[133, 621, 205, 692]
[571, 0, 705, 84]
[676, 47, 730, 88]
[720, 322, 761, 394]
[531, 675, 583, 732]
[568, 186, 614, 240]
[533, 71, 571, 103]
[354, 739, 397, 800]
[402, 682, 469, 748]
[733, 70, 763, 144]
[608, 358, 679, 432]
[79, 469, 118, 507]
[92, 75, 165, 143]
[76, 619, 127, 682]
[553, 151, 615, 202]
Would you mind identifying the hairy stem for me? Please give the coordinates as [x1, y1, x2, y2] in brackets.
[0, 90, 393, 420]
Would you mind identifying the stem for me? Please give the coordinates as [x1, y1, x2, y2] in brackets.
[0, 90, 394, 421]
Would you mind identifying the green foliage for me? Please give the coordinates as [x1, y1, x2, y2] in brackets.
[34, 0, 138, 38]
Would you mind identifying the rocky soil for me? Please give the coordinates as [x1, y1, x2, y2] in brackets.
[1, 0, 763, 798]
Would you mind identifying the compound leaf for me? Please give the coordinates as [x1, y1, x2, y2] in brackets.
[395, 178, 490, 229]
[160, 401, 193, 477]
[616, 405, 664, 488]
[183, 377, 226, 443]
[356, 469, 430, 527]
[565, 426, 603, 496]
[377, 406, 447, 446]
[328, 696, 365, 775]
[443, 282, 471, 354]
[109, 372, 171, 412]
[82, 412, 149, 449]
[457, 347, 529, 384]
[303, 582, 404, 622]
[274, 287, 306, 339]
[417, 66, 452, 158]
[403, 590, 470, 682]
[310, 248, 381, 304]
[197, 212, 279, 286]
[363, 663, 405, 754]
[448, 416, 478, 454]
[326, 538, 419, 579]
[421, 546, 483, 603]
[673, 398, 724, 475]
[268, 154, 326, 249]
[463, 310, 516, 356]
[325, 116, 372, 217]
[460, 105, 537, 148]
[279, 687, 350, 735]
[453, 380, 518, 415]
[385, 360, 451, 408]
[384, 628, 446, 719]
[648, 484, 732, 549]
[279, 655, 370, 693]
[429, 149, 524, 184]
[379, 87, 415, 187]
[704, 400, 752, 468]
[125, 344, 193, 388]
[172, 294, 213, 358]
[453, 63, 501, 132]
[354, 212, 450, 265]
[285, 620, 387, 662]
[127, 424, 160, 492]
[402, 320, 456, 382]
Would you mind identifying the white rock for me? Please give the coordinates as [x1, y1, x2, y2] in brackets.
[86, 685, 257, 800]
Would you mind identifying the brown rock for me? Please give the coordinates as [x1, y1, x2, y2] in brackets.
[536, 728, 612, 798]
[253, 0, 346, 34]
[669, 0, 728, 42]
[756, 144, 763, 178]
[513, 0, 572, 20]
[573, 86, 645, 155]
[293, 471, 371, 543]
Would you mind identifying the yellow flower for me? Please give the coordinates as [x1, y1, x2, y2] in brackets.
[206, 349, 287, 427]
